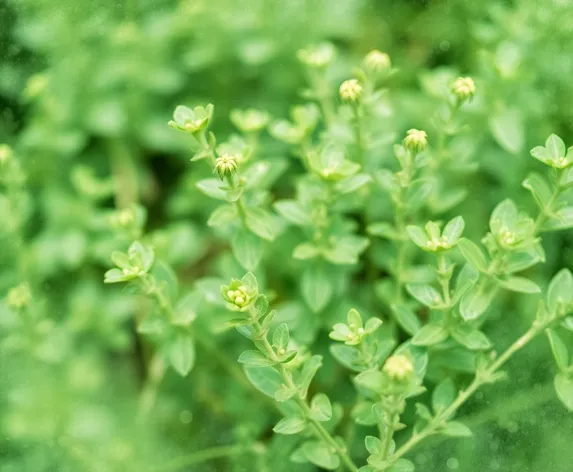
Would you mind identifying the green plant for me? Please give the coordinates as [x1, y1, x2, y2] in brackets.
[3, 1, 573, 471]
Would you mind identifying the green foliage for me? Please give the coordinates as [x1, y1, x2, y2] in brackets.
[2, 0, 573, 471]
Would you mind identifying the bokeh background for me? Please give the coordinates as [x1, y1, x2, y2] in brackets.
[1, 0, 573, 471]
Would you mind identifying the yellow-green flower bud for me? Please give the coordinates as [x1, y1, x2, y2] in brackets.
[297, 43, 336, 69]
[451, 77, 476, 103]
[383, 354, 414, 381]
[339, 79, 362, 102]
[0, 144, 13, 166]
[221, 279, 257, 311]
[403, 129, 428, 153]
[6, 283, 32, 310]
[215, 154, 239, 180]
[363, 49, 391, 73]
[230, 109, 270, 133]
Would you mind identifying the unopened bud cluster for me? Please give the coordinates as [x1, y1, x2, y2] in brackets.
[363, 49, 391, 73]
[6, 283, 32, 310]
[297, 43, 336, 69]
[451, 77, 476, 103]
[222, 279, 258, 311]
[403, 129, 428, 153]
[215, 154, 239, 180]
[382, 354, 414, 381]
[339, 79, 362, 102]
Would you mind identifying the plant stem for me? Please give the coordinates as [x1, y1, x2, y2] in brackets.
[533, 172, 562, 233]
[151, 443, 251, 471]
[108, 138, 139, 209]
[352, 104, 365, 164]
[251, 318, 359, 472]
[387, 315, 553, 465]
[138, 353, 166, 420]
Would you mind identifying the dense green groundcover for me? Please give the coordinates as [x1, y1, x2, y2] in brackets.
[2, 0, 573, 471]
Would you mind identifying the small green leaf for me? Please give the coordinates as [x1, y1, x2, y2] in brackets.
[546, 134, 566, 159]
[330, 345, 363, 372]
[451, 325, 492, 350]
[522, 173, 552, 209]
[391, 304, 422, 335]
[355, 370, 384, 393]
[231, 229, 263, 271]
[460, 282, 497, 321]
[411, 324, 448, 346]
[406, 225, 429, 248]
[347, 308, 363, 329]
[274, 200, 311, 226]
[245, 208, 277, 241]
[406, 284, 442, 307]
[442, 216, 465, 245]
[457, 238, 488, 272]
[387, 459, 415, 472]
[335, 173, 372, 194]
[273, 323, 290, 351]
[489, 107, 524, 154]
[310, 393, 332, 422]
[441, 421, 472, 437]
[546, 329, 569, 371]
[497, 276, 540, 294]
[432, 378, 455, 413]
[273, 416, 306, 434]
[547, 269, 573, 314]
[238, 350, 276, 366]
[298, 355, 323, 398]
[169, 333, 195, 376]
[244, 366, 283, 397]
[301, 264, 333, 312]
[293, 242, 320, 260]
[301, 441, 340, 470]
[196, 178, 227, 200]
[365, 435, 383, 455]
[554, 373, 573, 411]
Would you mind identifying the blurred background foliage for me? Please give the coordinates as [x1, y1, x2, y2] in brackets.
[1, 0, 573, 471]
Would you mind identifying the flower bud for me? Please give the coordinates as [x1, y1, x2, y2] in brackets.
[403, 129, 428, 153]
[230, 109, 270, 133]
[297, 43, 336, 69]
[215, 154, 239, 180]
[383, 354, 414, 382]
[0, 144, 13, 166]
[221, 279, 257, 311]
[363, 49, 391, 73]
[339, 79, 362, 103]
[6, 283, 31, 310]
[451, 77, 476, 103]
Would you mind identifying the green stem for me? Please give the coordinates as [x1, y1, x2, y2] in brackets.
[151, 444, 251, 471]
[436, 253, 451, 307]
[533, 173, 562, 233]
[352, 104, 365, 164]
[251, 318, 359, 472]
[108, 138, 139, 209]
[387, 315, 553, 465]
[138, 353, 166, 420]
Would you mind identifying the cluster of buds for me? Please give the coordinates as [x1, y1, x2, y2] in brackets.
[339, 79, 363, 103]
[230, 108, 270, 134]
[6, 282, 32, 310]
[382, 354, 414, 382]
[451, 77, 476, 104]
[403, 129, 428, 154]
[531, 134, 573, 169]
[363, 49, 391, 74]
[104, 241, 155, 284]
[329, 309, 382, 346]
[215, 154, 239, 180]
[168, 104, 214, 136]
[297, 42, 336, 69]
[0, 144, 13, 166]
[221, 277, 258, 311]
